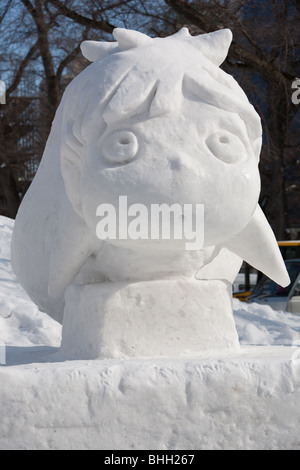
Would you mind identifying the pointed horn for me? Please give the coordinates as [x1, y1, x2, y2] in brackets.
[113, 28, 152, 51]
[172, 27, 191, 38]
[191, 29, 233, 66]
[80, 40, 117, 62]
[224, 205, 290, 287]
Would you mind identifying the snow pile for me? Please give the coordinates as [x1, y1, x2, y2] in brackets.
[0, 216, 61, 349]
[1, 347, 300, 450]
[234, 299, 300, 346]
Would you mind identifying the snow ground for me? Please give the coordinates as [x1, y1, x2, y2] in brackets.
[0, 216, 61, 351]
[1, 215, 300, 450]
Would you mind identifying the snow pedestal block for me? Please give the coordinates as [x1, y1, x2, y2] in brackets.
[60, 278, 240, 359]
[1, 346, 300, 450]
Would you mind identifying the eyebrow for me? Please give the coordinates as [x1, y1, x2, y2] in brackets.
[182, 71, 261, 143]
[100, 58, 261, 145]
[103, 69, 158, 125]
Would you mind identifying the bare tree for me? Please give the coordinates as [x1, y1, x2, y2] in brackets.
[0, 0, 119, 217]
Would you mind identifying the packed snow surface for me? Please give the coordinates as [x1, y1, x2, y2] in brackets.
[1, 216, 300, 450]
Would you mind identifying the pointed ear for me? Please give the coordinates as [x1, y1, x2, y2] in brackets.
[192, 29, 233, 66]
[113, 28, 152, 50]
[80, 40, 117, 62]
[48, 197, 99, 299]
[172, 27, 191, 38]
[224, 205, 290, 287]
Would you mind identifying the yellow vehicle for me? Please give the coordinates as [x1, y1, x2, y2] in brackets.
[277, 240, 300, 259]
[233, 240, 300, 302]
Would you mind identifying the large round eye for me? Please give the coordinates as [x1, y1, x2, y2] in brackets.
[206, 131, 245, 164]
[102, 130, 138, 164]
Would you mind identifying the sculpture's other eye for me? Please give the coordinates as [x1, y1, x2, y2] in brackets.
[206, 131, 245, 164]
[102, 130, 138, 164]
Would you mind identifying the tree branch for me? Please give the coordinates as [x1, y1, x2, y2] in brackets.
[20, 0, 36, 18]
[56, 43, 81, 83]
[47, 0, 115, 32]
[164, 0, 210, 32]
[6, 41, 39, 96]
[0, 0, 13, 24]
[292, 0, 300, 15]
[21, 0, 59, 118]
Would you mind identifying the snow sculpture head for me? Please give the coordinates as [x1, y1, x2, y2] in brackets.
[63, 27, 262, 243]
[11, 27, 289, 327]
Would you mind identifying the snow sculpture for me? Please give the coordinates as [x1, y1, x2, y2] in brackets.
[11, 28, 290, 359]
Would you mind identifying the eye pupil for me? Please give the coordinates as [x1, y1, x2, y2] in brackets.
[103, 130, 138, 164]
[206, 131, 245, 164]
